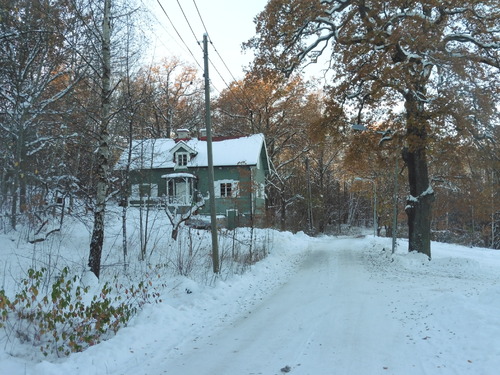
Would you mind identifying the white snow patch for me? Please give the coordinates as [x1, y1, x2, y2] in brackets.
[0, 214, 499, 375]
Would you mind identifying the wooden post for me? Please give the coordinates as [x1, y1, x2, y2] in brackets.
[203, 34, 219, 274]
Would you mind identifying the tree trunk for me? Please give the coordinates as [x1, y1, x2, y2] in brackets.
[89, 0, 111, 279]
[171, 226, 179, 241]
[280, 193, 286, 231]
[19, 175, 27, 213]
[121, 201, 128, 270]
[10, 182, 18, 230]
[403, 94, 434, 259]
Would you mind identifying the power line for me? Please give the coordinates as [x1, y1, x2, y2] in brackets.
[192, 0, 240, 85]
[139, 0, 187, 59]
[192, 0, 209, 35]
[210, 41, 243, 85]
[176, 0, 202, 51]
[170, 0, 234, 98]
[191, 0, 254, 110]
[172, 0, 228, 96]
[153, 0, 254, 114]
[155, 0, 203, 71]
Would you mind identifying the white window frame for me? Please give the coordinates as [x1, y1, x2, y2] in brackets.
[215, 180, 239, 198]
[220, 182, 232, 197]
[131, 183, 158, 199]
[255, 182, 265, 199]
[175, 152, 189, 168]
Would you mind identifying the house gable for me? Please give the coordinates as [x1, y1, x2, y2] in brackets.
[169, 141, 198, 170]
[169, 141, 197, 155]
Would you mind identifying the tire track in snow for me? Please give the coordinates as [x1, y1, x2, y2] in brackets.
[160, 239, 420, 375]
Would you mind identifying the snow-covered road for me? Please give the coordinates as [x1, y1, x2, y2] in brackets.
[3, 235, 498, 375]
[161, 240, 420, 375]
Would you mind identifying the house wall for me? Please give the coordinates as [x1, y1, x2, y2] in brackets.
[128, 164, 264, 226]
[128, 168, 167, 202]
[194, 165, 254, 219]
[252, 164, 267, 216]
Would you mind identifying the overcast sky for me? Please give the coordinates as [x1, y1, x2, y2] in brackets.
[142, 0, 269, 92]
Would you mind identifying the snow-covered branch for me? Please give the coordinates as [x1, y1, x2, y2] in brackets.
[444, 33, 500, 50]
[405, 186, 435, 211]
[163, 193, 206, 240]
[321, 0, 351, 16]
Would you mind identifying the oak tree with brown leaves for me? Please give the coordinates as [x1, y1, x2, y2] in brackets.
[246, 0, 499, 258]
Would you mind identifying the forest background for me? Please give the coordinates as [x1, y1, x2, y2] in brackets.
[1, 0, 498, 264]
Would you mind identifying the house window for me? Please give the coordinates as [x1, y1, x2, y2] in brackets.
[176, 152, 188, 167]
[220, 183, 232, 197]
[215, 180, 239, 198]
[131, 183, 158, 199]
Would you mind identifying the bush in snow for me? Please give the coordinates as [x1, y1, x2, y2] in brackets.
[0, 267, 163, 357]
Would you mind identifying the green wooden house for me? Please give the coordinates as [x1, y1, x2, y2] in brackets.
[116, 130, 270, 227]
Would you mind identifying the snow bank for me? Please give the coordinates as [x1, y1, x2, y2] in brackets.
[1, 219, 499, 375]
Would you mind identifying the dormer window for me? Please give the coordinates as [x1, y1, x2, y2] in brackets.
[170, 141, 197, 170]
[176, 152, 189, 167]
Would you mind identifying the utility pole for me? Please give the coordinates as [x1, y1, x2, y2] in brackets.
[203, 34, 219, 274]
[372, 180, 377, 237]
[391, 155, 398, 254]
[305, 157, 313, 233]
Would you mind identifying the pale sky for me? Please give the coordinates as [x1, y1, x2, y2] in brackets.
[142, 0, 269, 93]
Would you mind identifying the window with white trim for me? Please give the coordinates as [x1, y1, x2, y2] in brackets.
[220, 183, 232, 197]
[215, 180, 239, 198]
[131, 183, 158, 199]
[176, 152, 189, 167]
[256, 183, 265, 199]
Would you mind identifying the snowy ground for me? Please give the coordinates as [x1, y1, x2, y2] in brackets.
[1, 209, 499, 375]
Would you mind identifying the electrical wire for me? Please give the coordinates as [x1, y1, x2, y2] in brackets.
[169, 0, 235, 100]
[153, 0, 255, 114]
[155, 0, 203, 71]
[192, 0, 254, 110]
[172, 0, 227, 95]
[175, 0, 202, 51]
[192, 0, 210, 37]
[139, 0, 187, 59]
[192, 0, 242, 86]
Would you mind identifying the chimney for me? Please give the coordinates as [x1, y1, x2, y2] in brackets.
[176, 129, 189, 139]
[199, 128, 207, 138]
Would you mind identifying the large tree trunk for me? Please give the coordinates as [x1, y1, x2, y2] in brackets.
[403, 94, 434, 259]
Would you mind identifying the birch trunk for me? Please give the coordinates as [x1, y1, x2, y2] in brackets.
[88, 0, 111, 279]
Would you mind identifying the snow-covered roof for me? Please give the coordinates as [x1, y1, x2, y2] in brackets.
[116, 134, 268, 171]
[161, 173, 197, 179]
[169, 141, 197, 155]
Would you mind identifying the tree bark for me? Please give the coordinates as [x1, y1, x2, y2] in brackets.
[280, 192, 286, 231]
[89, 0, 111, 279]
[403, 94, 434, 259]
[10, 184, 18, 230]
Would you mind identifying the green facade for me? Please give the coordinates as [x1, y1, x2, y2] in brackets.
[126, 141, 268, 227]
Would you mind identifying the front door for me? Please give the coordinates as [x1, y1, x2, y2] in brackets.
[176, 181, 188, 205]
